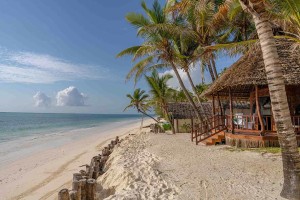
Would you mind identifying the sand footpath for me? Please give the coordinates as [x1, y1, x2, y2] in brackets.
[99, 131, 285, 200]
[0, 119, 151, 200]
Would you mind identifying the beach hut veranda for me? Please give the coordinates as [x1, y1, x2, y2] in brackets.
[177, 39, 300, 148]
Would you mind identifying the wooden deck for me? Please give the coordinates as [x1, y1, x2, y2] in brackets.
[224, 131, 300, 148]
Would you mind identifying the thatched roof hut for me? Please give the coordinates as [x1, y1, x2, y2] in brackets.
[167, 102, 212, 119]
[203, 39, 300, 99]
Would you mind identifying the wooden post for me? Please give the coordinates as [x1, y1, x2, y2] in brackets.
[255, 85, 265, 133]
[250, 93, 253, 119]
[212, 95, 216, 128]
[212, 95, 216, 116]
[176, 119, 179, 133]
[73, 173, 82, 182]
[217, 92, 223, 116]
[229, 87, 234, 133]
[72, 180, 81, 200]
[58, 189, 70, 200]
[86, 179, 96, 200]
[69, 191, 77, 200]
[80, 179, 87, 200]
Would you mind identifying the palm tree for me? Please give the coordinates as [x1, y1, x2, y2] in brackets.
[124, 88, 158, 123]
[145, 70, 176, 134]
[118, 0, 204, 121]
[269, 0, 300, 48]
[239, 0, 300, 198]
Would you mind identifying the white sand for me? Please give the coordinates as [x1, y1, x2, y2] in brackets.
[97, 131, 179, 200]
[0, 119, 152, 200]
[99, 131, 285, 200]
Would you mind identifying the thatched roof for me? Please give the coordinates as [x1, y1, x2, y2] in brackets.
[167, 102, 212, 119]
[203, 39, 300, 98]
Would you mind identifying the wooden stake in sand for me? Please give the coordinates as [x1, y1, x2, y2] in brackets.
[58, 189, 70, 200]
[86, 179, 96, 200]
[72, 180, 81, 200]
[58, 135, 123, 199]
[80, 179, 87, 200]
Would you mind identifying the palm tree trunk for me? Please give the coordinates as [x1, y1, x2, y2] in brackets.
[162, 104, 175, 134]
[186, 70, 209, 122]
[210, 58, 218, 80]
[210, 58, 223, 116]
[170, 61, 204, 122]
[240, 0, 300, 198]
[140, 113, 144, 131]
[207, 61, 216, 82]
[138, 109, 159, 123]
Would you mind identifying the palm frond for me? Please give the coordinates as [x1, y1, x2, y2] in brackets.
[117, 46, 142, 58]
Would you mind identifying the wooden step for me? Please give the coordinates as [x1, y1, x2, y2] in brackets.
[201, 133, 225, 146]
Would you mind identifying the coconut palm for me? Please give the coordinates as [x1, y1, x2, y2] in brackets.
[238, 0, 300, 198]
[124, 88, 158, 123]
[118, 0, 204, 121]
[268, 0, 300, 48]
[145, 70, 176, 134]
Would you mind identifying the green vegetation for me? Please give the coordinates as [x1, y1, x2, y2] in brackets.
[162, 123, 172, 131]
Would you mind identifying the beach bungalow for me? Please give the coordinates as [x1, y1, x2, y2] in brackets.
[193, 39, 300, 147]
[167, 102, 211, 133]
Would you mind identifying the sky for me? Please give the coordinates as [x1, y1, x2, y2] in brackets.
[0, 0, 239, 114]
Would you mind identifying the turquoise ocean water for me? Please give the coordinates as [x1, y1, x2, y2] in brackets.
[0, 112, 141, 143]
[0, 112, 142, 166]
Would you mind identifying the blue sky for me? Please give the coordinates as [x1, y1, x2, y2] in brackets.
[0, 0, 238, 114]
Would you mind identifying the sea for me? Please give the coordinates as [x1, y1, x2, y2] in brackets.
[0, 112, 142, 166]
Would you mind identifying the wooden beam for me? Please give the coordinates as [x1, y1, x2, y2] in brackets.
[212, 95, 216, 116]
[255, 85, 265, 133]
[229, 87, 234, 133]
[217, 93, 223, 116]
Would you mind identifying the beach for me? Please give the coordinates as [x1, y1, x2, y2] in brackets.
[97, 130, 285, 200]
[0, 120, 286, 200]
[0, 118, 149, 200]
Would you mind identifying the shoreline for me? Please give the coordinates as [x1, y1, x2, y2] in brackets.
[0, 118, 141, 168]
[0, 118, 152, 200]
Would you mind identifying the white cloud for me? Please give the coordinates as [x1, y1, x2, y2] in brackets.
[0, 51, 108, 83]
[33, 92, 51, 107]
[160, 68, 189, 90]
[56, 86, 87, 106]
[159, 63, 212, 91]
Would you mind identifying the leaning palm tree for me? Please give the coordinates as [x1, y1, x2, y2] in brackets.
[145, 70, 176, 134]
[124, 88, 158, 123]
[238, 0, 300, 198]
[118, 0, 204, 121]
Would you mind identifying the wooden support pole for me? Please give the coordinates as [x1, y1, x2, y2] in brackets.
[255, 85, 265, 133]
[86, 179, 96, 200]
[212, 95, 216, 116]
[72, 180, 81, 200]
[80, 179, 87, 200]
[69, 191, 77, 200]
[58, 189, 70, 200]
[73, 173, 82, 182]
[217, 92, 223, 116]
[229, 87, 234, 133]
[212, 95, 216, 127]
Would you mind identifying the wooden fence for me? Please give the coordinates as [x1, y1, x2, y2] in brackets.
[58, 136, 121, 200]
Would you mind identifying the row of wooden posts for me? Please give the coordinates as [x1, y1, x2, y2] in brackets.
[58, 136, 121, 200]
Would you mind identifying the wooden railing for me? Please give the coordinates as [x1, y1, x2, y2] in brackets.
[225, 115, 300, 134]
[292, 116, 300, 134]
[191, 115, 300, 145]
[192, 115, 227, 145]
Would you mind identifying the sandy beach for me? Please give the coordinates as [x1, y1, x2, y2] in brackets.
[0, 119, 150, 200]
[98, 130, 285, 200]
[1, 123, 286, 200]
